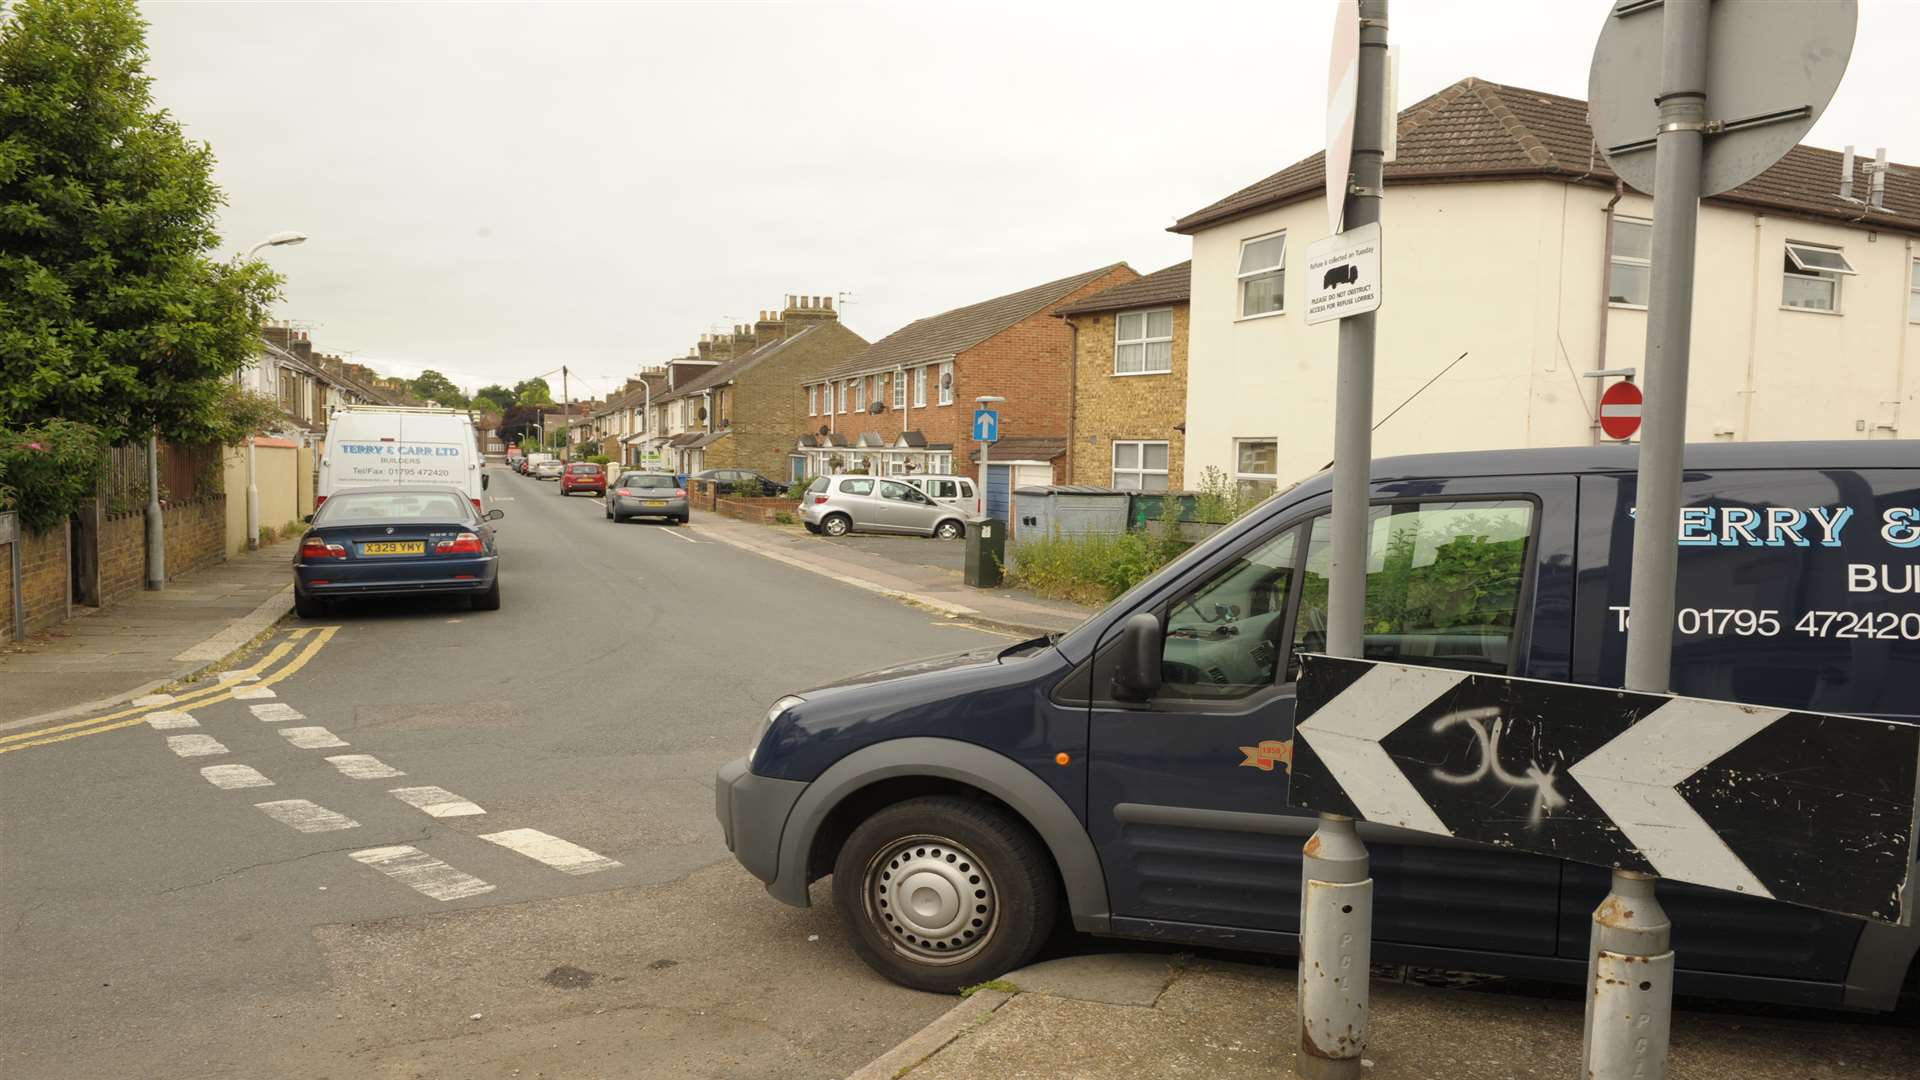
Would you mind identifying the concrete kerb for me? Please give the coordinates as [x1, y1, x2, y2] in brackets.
[844, 988, 1014, 1080]
[0, 584, 293, 734]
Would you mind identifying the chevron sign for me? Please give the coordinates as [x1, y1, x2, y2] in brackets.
[1289, 655, 1920, 923]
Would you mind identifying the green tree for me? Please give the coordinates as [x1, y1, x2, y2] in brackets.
[475, 384, 516, 409]
[471, 392, 507, 415]
[514, 377, 554, 405]
[0, 0, 282, 443]
[410, 369, 466, 406]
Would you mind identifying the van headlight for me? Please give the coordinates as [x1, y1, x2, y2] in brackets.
[751, 695, 805, 764]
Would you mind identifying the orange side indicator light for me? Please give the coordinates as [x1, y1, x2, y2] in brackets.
[1055, 752, 1071, 766]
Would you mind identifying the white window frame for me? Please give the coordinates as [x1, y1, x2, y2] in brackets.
[1233, 437, 1279, 497]
[854, 377, 866, 411]
[839, 381, 849, 414]
[1782, 240, 1855, 314]
[892, 370, 906, 409]
[1113, 308, 1175, 376]
[1236, 230, 1287, 319]
[1908, 259, 1919, 323]
[914, 366, 928, 407]
[1608, 216, 1652, 308]
[1111, 440, 1170, 491]
[937, 361, 955, 405]
[807, 384, 817, 416]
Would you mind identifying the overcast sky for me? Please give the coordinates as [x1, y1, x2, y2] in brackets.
[141, 0, 1919, 402]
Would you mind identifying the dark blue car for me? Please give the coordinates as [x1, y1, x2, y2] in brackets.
[292, 486, 504, 617]
[717, 441, 1920, 1007]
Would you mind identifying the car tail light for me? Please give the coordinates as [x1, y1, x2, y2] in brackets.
[300, 536, 346, 560]
[313, 494, 327, 510]
[813, 495, 828, 505]
[435, 532, 484, 555]
[616, 488, 632, 497]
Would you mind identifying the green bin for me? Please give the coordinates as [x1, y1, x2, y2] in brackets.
[965, 518, 1006, 588]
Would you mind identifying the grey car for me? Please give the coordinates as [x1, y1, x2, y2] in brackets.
[533, 460, 565, 480]
[799, 474, 975, 539]
[606, 472, 688, 524]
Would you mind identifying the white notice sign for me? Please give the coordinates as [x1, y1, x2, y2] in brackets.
[1304, 222, 1381, 326]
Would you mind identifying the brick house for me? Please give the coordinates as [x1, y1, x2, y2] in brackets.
[1055, 261, 1191, 491]
[797, 262, 1138, 517]
[657, 296, 866, 481]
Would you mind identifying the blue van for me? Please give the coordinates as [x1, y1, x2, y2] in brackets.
[715, 442, 1919, 1008]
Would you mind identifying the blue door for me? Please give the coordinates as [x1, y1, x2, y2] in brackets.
[985, 464, 1013, 522]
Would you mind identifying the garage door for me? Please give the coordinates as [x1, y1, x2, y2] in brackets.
[985, 464, 1013, 522]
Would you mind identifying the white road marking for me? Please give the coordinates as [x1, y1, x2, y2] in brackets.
[201, 764, 274, 790]
[1568, 697, 1782, 898]
[281, 726, 348, 749]
[249, 702, 305, 723]
[144, 710, 199, 730]
[232, 686, 278, 701]
[654, 526, 700, 544]
[255, 799, 359, 833]
[326, 754, 405, 780]
[480, 828, 622, 875]
[350, 845, 495, 901]
[131, 694, 176, 707]
[1295, 664, 1468, 836]
[165, 733, 228, 757]
[215, 669, 260, 683]
[389, 785, 485, 817]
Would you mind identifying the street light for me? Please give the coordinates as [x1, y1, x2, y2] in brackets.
[246, 231, 308, 260]
[235, 230, 309, 552]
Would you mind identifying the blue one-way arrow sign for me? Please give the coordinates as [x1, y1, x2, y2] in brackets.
[972, 408, 1000, 443]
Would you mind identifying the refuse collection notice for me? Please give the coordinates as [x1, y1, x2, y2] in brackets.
[335, 441, 464, 485]
[1304, 221, 1381, 326]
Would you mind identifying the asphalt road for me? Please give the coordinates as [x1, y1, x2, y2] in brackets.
[0, 467, 1009, 1079]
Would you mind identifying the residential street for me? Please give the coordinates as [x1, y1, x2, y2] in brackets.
[0, 467, 1006, 1079]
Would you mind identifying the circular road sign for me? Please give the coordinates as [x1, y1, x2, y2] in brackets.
[1599, 381, 1644, 441]
[1589, 0, 1857, 198]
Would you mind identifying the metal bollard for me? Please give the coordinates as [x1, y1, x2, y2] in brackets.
[1297, 814, 1371, 1079]
[1582, 870, 1673, 1079]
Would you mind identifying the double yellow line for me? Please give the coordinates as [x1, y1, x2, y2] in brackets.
[0, 626, 342, 756]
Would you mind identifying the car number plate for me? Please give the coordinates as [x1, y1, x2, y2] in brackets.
[361, 541, 425, 555]
[644, 500, 668, 508]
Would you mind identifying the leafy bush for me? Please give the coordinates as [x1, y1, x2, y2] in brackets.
[1192, 466, 1264, 524]
[584, 454, 611, 466]
[1006, 526, 1190, 607]
[0, 420, 110, 532]
[772, 511, 795, 525]
[787, 475, 816, 500]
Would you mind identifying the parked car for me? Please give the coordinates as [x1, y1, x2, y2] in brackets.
[720, 441, 1920, 1007]
[695, 468, 786, 497]
[900, 474, 980, 516]
[799, 474, 975, 539]
[559, 461, 606, 496]
[533, 460, 564, 480]
[292, 485, 503, 617]
[605, 472, 688, 524]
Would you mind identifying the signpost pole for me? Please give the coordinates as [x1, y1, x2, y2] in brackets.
[1584, 3, 1709, 1076]
[1298, 3, 1385, 1077]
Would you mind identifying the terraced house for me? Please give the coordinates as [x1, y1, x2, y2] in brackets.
[796, 262, 1138, 518]
[1056, 261, 1191, 491]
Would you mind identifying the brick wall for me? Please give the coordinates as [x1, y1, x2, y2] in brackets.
[706, 321, 868, 481]
[1, 526, 69, 642]
[98, 510, 147, 606]
[165, 496, 228, 579]
[1064, 304, 1189, 488]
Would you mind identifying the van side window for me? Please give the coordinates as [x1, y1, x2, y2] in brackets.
[1293, 500, 1533, 675]
[1159, 526, 1301, 699]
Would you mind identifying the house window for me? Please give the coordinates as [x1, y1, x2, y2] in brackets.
[1609, 217, 1652, 306]
[1909, 259, 1919, 322]
[914, 366, 928, 407]
[893, 371, 906, 410]
[1782, 241, 1855, 312]
[1238, 231, 1286, 317]
[807, 385, 817, 416]
[1234, 438, 1278, 498]
[1111, 441, 1170, 491]
[854, 377, 866, 411]
[929, 452, 952, 474]
[937, 361, 954, 405]
[1114, 309, 1174, 375]
[839, 381, 849, 414]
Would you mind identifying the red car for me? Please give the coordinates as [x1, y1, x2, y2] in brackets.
[559, 462, 606, 496]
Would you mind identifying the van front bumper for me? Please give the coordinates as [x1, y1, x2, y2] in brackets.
[714, 756, 808, 901]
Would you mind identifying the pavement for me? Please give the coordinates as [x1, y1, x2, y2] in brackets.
[0, 540, 296, 729]
[855, 952, 1920, 1080]
[695, 517, 1093, 636]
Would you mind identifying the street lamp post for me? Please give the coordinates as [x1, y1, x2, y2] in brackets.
[245, 231, 307, 261]
[238, 231, 308, 553]
[974, 394, 1005, 520]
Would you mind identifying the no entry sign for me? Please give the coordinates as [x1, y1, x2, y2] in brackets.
[1599, 380, 1642, 440]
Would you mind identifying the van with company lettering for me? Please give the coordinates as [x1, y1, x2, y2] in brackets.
[318, 405, 486, 513]
[715, 441, 1920, 1009]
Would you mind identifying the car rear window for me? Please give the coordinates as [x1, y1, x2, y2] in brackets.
[620, 474, 675, 489]
[569, 463, 600, 474]
[807, 477, 828, 494]
[320, 491, 470, 520]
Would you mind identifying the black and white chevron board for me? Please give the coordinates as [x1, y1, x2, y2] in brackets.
[1288, 654, 1920, 923]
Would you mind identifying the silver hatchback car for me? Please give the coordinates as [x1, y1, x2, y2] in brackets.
[800, 475, 976, 539]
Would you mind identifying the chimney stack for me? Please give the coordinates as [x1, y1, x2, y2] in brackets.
[1841, 145, 1855, 201]
[1870, 146, 1887, 210]
[754, 307, 785, 344]
[783, 293, 840, 324]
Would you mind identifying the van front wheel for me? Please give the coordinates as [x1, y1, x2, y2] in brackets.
[831, 796, 1057, 994]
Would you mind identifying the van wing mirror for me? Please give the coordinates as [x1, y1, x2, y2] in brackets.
[1111, 612, 1164, 702]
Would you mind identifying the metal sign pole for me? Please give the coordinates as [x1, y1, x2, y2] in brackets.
[1583, 3, 1709, 1076]
[1298, 3, 1385, 1077]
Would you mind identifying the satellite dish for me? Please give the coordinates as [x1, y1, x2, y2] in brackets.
[868, 402, 885, 415]
[697, 406, 708, 420]
[940, 371, 953, 389]
[817, 424, 830, 435]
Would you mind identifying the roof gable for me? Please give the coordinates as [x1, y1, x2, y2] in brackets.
[1056, 261, 1191, 316]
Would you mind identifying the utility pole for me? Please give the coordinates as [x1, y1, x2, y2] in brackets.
[1297, 3, 1385, 1078]
[144, 434, 165, 589]
[561, 365, 571, 463]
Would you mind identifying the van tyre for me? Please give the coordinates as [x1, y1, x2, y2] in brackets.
[822, 513, 851, 537]
[472, 578, 501, 611]
[832, 796, 1057, 994]
[934, 519, 964, 540]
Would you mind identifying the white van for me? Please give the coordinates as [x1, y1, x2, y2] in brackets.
[901, 474, 980, 516]
[318, 405, 484, 511]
